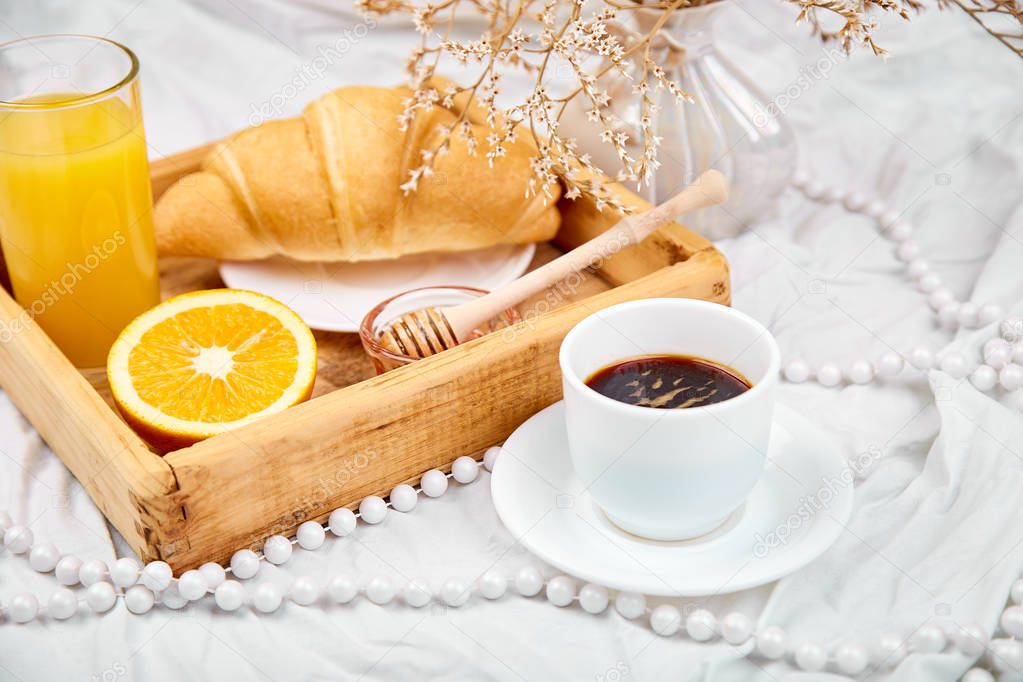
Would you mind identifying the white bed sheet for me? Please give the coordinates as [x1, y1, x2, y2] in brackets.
[1, 1, 1022, 680]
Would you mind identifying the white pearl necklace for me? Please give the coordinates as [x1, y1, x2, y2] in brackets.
[0, 447, 1017, 679]
[784, 172, 1023, 412]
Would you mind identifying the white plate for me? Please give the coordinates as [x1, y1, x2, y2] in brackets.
[218, 243, 536, 333]
[490, 402, 853, 597]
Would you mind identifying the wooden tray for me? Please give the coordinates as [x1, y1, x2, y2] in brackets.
[0, 147, 729, 572]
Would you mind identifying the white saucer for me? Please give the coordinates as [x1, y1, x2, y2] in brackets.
[219, 243, 535, 333]
[490, 402, 853, 597]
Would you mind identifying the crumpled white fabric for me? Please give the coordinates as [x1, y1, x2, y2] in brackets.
[1, 0, 1022, 680]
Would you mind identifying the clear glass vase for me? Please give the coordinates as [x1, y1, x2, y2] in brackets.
[583, 2, 797, 239]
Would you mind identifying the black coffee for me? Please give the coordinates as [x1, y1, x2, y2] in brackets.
[585, 354, 751, 409]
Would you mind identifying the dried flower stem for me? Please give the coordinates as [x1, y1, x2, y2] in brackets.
[355, 0, 1023, 209]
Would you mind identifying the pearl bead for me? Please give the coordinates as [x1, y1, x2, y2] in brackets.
[895, 239, 920, 262]
[441, 577, 471, 607]
[290, 576, 319, 606]
[296, 521, 325, 550]
[614, 592, 646, 620]
[578, 584, 609, 614]
[823, 187, 845, 203]
[907, 259, 930, 279]
[803, 181, 825, 200]
[199, 562, 226, 589]
[834, 642, 868, 675]
[47, 587, 78, 620]
[1002, 605, 1023, 638]
[889, 220, 913, 241]
[1012, 578, 1023, 604]
[403, 579, 432, 608]
[328, 575, 358, 604]
[909, 345, 935, 370]
[451, 456, 479, 484]
[229, 550, 260, 580]
[252, 582, 283, 613]
[938, 302, 961, 329]
[864, 200, 885, 218]
[876, 352, 904, 378]
[420, 469, 449, 497]
[110, 557, 140, 588]
[650, 605, 681, 636]
[160, 582, 188, 610]
[365, 576, 396, 605]
[990, 638, 1023, 672]
[1002, 316, 1023, 342]
[177, 569, 207, 601]
[78, 559, 108, 587]
[928, 287, 955, 310]
[545, 576, 575, 607]
[816, 363, 842, 387]
[215, 580, 245, 611]
[54, 555, 82, 586]
[262, 535, 293, 565]
[1000, 364, 1023, 391]
[794, 642, 827, 672]
[939, 351, 968, 379]
[389, 484, 418, 513]
[970, 365, 998, 392]
[756, 626, 787, 659]
[3, 525, 33, 554]
[956, 623, 989, 657]
[124, 585, 155, 615]
[791, 170, 809, 189]
[141, 561, 173, 591]
[843, 192, 866, 211]
[359, 496, 387, 524]
[962, 668, 995, 682]
[483, 446, 500, 472]
[514, 566, 544, 597]
[86, 582, 117, 613]
[879, 209, 900, 228]
[328, 508, 357, 537]
[958, 302, 979, 329]
[782, 359, 810, 383]
[1013, 343, 1023, 365]
[978, 302, 1004, 327]
[9, 592, 39, 623]
[685, 609, 717, 642]
[478, 571, 507, 600]
[28, 542, 60, 573]
[846, 360, 874, 385]
[917, 272, 942, 293]
[875, 633, 907, 665]
[0, 510, 10, 530]
[720, 612, 753, 645]
[985, 338, 1013, 369]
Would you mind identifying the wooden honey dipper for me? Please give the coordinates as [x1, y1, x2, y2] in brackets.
[377, 169, 730, 359]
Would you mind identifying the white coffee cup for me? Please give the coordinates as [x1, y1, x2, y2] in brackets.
[559, 298, 780, 540]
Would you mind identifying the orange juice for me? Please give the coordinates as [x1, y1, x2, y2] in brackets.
[0, 92, 160, 367]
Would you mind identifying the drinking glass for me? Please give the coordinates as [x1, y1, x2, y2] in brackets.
[0, 35, 160, 368]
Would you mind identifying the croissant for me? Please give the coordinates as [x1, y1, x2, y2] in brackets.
[154, 85, 561, 262]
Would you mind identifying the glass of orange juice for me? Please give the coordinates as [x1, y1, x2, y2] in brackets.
[0, 35, 160, 368]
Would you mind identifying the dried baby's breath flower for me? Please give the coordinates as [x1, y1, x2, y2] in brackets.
[353, 0, 1023, 209]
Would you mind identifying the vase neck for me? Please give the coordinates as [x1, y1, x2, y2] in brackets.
[632, 3, 724, 53]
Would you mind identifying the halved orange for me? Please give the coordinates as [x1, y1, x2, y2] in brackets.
[107, 289, 317, 452]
